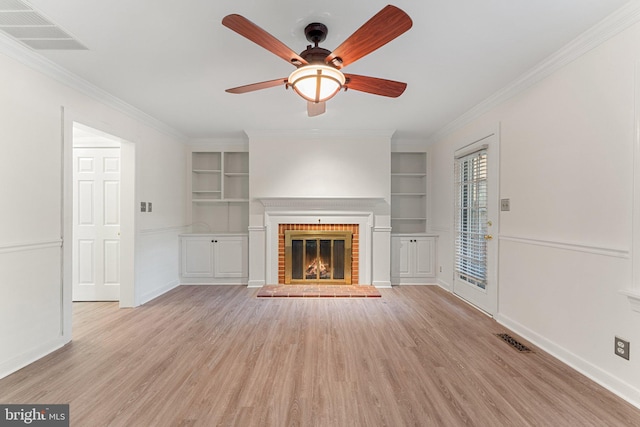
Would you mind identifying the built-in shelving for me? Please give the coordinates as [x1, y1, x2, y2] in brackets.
[391, 152, 427, 233]
[190, 150, 249, 233]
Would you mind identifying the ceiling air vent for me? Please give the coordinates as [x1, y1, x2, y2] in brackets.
[0, 0, 87, 50]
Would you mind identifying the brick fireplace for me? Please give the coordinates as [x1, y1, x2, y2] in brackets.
[278, 224, 359, 284]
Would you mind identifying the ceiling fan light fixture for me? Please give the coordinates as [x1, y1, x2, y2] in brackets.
[288, 64, 345, 103]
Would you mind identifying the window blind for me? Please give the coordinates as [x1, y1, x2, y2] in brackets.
[454, 149, 488, 290]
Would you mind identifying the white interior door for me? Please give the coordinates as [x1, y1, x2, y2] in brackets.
[453, 133, 498, 315]
[73, 147, 121, 301]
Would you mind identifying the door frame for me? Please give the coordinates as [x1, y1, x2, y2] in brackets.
[451, 124, 500, 315]
[61, 108, 136, 337]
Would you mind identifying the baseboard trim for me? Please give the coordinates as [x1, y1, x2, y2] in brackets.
[372, 281, 392, 288]
[0, 336, 69, 380]
[248, 280, 265, 288]
[138, 280, 180, 305]
[394, 282, 438, 286]
[494, 313, 640, 410]
[437, 278, 452, 291]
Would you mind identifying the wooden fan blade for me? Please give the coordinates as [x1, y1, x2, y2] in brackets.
[307, 101, 326, 117]
[222, 14, 308, 66]
[225, 78, 288, 94]
[325, 5, 412, 69]
[343, 74, 407, 97]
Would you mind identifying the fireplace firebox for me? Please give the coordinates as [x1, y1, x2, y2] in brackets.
[284, 230, 352, 284]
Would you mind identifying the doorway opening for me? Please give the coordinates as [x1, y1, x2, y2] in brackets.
[64, 120, 135, 308]
[72, 123, 122, 301]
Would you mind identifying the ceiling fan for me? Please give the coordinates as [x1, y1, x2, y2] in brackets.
[222, 5, 412, 117]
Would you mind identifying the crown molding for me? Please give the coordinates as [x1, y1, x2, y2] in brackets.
[244, 129, 395, 140]
[0, 33, 185, 140]
[428, 1, 640, 145]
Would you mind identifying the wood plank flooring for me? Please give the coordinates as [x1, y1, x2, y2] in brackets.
[1, 285, 639, 426]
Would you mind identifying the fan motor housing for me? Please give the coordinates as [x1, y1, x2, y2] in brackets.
[299, 45, 332, 64]
[304, 23, 328, 44]
[299, 23, 334, 65]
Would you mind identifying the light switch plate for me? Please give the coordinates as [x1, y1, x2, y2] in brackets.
[140, 202, 146, 212]
[500, 198, 510, 211]
[147, 202, 152, 212]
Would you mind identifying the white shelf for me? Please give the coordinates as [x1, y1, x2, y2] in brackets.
[391, 152, 427, 233]
[190, 150, 249, 233]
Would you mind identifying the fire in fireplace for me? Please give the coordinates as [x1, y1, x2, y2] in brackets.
[284, 230, 352, 284]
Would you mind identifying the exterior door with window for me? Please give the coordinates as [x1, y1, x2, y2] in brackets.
[453, 134, 498, 314]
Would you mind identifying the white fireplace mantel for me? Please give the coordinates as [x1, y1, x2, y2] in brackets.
[247, 197, 392, 288]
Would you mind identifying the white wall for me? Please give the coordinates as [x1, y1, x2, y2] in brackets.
[134, 126, 188, 304]
[248, 130, 391, 200]
[0, 49, 187, 378]
[429, 20, 640, 405]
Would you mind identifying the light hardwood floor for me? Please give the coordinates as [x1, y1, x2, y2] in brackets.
[1, 285, 639, 426]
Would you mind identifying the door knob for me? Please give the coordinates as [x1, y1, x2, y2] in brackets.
[484, 234, 493, 240]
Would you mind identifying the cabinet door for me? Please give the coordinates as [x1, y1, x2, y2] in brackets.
[213, 236, 248, 278]
[181, 237, 214, 278]
[391, 236, 413, 277]
[414, 237, 435, 277]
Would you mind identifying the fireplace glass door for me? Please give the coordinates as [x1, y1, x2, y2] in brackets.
[285, 231, 352, 284]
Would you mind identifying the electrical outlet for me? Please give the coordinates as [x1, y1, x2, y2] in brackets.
[615, 336, 630, 360]
[148, 202, 152, 212]
[500, 198, 510, 211]
[140, 202, 146, 212]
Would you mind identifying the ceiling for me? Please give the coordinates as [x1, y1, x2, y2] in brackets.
[4, 0, 631, 140]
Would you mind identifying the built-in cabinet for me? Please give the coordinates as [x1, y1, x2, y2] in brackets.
[391, 234, 437, 285]
[183, 148, 249, 285]
[180, 234, 248, 284]
[390, 151, 435, 285]
[190, 150, 249, 233]
[184, 148, 435, 286]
